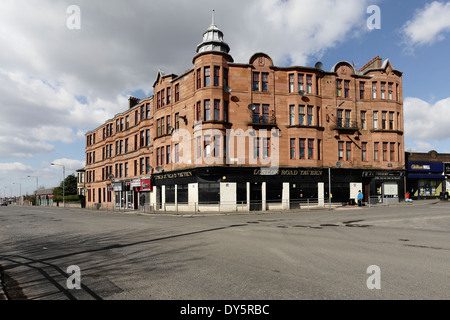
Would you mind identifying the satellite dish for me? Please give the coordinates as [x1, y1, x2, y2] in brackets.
[155, 166, 163, 172]
[231, 96, 239, 102]
[224, 86, 232, 93]
[248, 104, 256, 111]
[315, 61, 324, 70]
[336, 161, 343, 168]
[299, 90, 306, 96]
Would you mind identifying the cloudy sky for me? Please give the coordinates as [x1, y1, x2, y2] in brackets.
[1, 0, 450, 196]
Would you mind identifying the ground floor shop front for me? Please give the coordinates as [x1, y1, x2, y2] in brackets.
[88, 167, 405, 212]
[149, 167, 405, 212]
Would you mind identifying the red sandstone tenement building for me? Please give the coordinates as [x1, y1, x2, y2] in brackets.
[85, 18, 405, 211]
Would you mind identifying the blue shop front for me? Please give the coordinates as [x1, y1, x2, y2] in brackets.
[406, 162, 445, 199]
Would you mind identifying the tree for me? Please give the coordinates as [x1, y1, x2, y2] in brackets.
[58, 174, 78, 196]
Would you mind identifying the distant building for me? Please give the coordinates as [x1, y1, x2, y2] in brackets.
[36, 189, 54, 206]
[85, 15, 405, 211]
[405, 150, 450, 199]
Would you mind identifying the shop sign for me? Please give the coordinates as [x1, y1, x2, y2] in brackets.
[154, 171, 193, 180]
[445, 163, 450, 175]
[253, 169, 323, 176]
[141, 179, 152, 191]
[130, 179, 141, 188]
[408, 162, 443, 172]
[113, 182, 122, 192]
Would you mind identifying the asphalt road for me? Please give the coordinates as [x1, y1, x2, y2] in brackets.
[1, 201, 449, 301]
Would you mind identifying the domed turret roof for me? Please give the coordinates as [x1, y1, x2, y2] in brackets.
[196, 10, 230, 54]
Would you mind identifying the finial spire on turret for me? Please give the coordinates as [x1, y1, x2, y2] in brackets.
[212, 9, 215, 26]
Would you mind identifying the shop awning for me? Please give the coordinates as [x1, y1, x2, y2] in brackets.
[407, 174, 445, 179]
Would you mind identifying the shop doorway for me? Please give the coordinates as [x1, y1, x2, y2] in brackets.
[250, 182, 262, 211]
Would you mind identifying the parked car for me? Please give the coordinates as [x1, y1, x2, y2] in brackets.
[0, 201, 7, 206]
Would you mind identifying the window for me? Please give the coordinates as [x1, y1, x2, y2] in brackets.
[214, 135, 221, 157]
[125, 162, 128, 178]
[289, 74, 294, 93]
[166, 145, 171, 164]
[336, 79, 342, 97]
[253, 104, 260, 123]
[146, 104, 150, 119]
[204, 100, 211, 121]
[383, 142, 388, 161]
[223, 101, 229, 123]
[382, 111, 387, 130]
[344, 80, 350, 98]
[388, 83, 393, 100]
[289, 105, 295, 125]
[253, 72, 260, 91]
[298, 74, 304, 92]
[146, 129, 150, 146]
[308, 139, 314, 159]
[338, 141, 344, 160]
[299, 105, 305, 125]
[396, 83, 399, 101]
[161, 117, 165, 137]
[262, 138, 269, 159]
[161, 89, 165, 106]
[223, 68, 229, 88]
[346, 142, 352, 161]
[140, 158, 145, 175]
[299, 139, 305, 159]
[362, 142, 367, 161]
[157, 119, 161, 137]
[134, 160, 137, 176]
[204, 67, 210, 87]
[204, 135, 211, 157]
[157, 92, 161, 109]
[175, 84, 180, 102]
[390, 143, 395, 161]
[360, 82, 365, 99]
[134, 134, 138, 151]
[361, 111, 366, 130]
[345, 110, 351, 128]
[138, 131, 144, 148]
[120, 140, 123, 154]
[146, 157, 151, 174]
[119, 163, 123, 178]
[141, 104, 145, 119]
[262, 104, 269, 123]
[116, 119, 120, 132]
[214, 66, 220, 86]
[374, 142, 379, 161]
[307, 106, 313, 126]
[115, 141, 119, 155]
[196, 101, 201, 121]
[156, 148, 160, 166]
[317, 139, 321, 160]
[175, 113, 179, 130]
[389, 112, 394, 130]
[174, 143, 180, 163]
[306, 75, 312, 93]
[135, 110, 139, 125]
[373, 111, 378, 129]
[166, 116, 171, 134]
[337, 109, 343, 127]
[253, 137, 260, 159]
[165, 88, 171, 105]
[196, 68, 201, 89]
[290, 138, 295, 159]
[214, 100, 220, 121]
[381, 82, 386, 99]
[160, 147, 165, 167]
[262, 73, 269, 92]
[196, 136, 202, 160]
[372, 82, 377, 99]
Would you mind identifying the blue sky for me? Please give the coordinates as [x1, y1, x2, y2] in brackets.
[1, 0, 450, 197]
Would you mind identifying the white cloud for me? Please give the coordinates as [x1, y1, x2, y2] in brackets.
[50, 158, 86, 173]
[404, 97, 450, 141]
[402, 1, 450, 47]
[0, 0, 373, 161]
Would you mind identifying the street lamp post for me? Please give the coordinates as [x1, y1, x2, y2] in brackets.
[51, 163, 65, 208]
[12, 182, 22, 205]
[28, 175, 39, 206]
